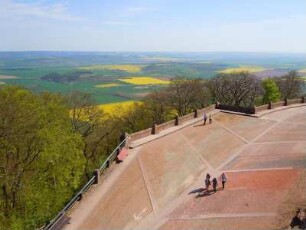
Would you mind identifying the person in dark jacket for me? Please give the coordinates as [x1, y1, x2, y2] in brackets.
[290, 209, 306, 229]
[212, 178, 218, 193]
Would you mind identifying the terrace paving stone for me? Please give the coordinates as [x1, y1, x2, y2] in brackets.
[62, 105, 306, 230]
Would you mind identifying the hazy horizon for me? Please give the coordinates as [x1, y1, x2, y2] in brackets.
[0, 0, 305, 53]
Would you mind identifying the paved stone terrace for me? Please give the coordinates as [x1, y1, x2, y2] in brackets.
[62, 105, 306, 230]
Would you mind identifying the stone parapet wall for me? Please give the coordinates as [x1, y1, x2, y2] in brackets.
[129, 98, 304, 142]
[254, 104, 269, 113]
[179, 113, 195, 124]
[156, 119, 176, 133]
[129, 104, 215, 142]
[254, 97, 304, 114]
[272, 101, 285, 108]
[287, 98, 302, 105]
[129, 127, 152, 142]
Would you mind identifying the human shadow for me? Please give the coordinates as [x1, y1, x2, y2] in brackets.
[193, 124, 205, 127]
[195, 189, 214, 198]
[188, 188, 205, 194]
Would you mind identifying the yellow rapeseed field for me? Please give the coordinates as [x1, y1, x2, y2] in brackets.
[218, 66, 266, 74]
[94, 83, 120, 88]
[98, 101, 137, 114]
[119, 76, 170, 85]
[79, 64, 144, 73]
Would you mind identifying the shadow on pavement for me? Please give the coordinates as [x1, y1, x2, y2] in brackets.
[188, 188, 205, 194]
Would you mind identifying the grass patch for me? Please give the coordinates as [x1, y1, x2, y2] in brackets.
[298, 68, 306, 73]
[218, 66, 266, 74]
[118, 76, 170, 85]
[79, 65, 144, 73]
[95, 83, 120, 88]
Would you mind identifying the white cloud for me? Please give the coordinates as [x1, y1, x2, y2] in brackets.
[0, 0, 81, 21]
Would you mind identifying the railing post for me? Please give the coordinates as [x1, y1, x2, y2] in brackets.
[194, 109, 198, 118]
[151, 124, 157, 134]
[284, 98, 288, 106]
[175, 115, 179, 126]
[251, 106, 256, 114]
[94, 169, 100, 184]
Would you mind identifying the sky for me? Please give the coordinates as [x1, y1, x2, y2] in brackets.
[0, 0, 305, 52]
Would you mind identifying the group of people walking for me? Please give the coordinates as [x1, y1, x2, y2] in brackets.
[290, 209, 306, 229]
[205, 172, 227, 193]
[203, 113, 212, 126]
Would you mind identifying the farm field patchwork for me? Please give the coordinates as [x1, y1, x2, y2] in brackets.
[94, 83, 120, 88]
[118, 76, 170, 85]
[1, 52, 305, 105]
[218, 66, 266, 73]
[0, 75, 18, 80]
[79, 64, 145, 73]
[298, 68, 306, 74]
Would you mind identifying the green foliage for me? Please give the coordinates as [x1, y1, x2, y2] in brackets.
[262, 78, 281, 103]
[0, 86, 86, 229]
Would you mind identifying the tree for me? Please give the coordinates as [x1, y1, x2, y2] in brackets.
[262, 78, 281, 103]
[208, 71, 262, 107]
[275, 70, 305, 99]
[0, 86, 85, 229]
[143, 91, 174, 124]
[165, 78, 210, 116]
[67, 92, 112, 178]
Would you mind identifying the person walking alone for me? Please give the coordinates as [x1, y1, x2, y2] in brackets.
[203, 113, 208, 125]
[220, 172, 228, 190]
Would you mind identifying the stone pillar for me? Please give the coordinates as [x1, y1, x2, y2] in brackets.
[175, 115, 179, 126]
[251, 106, 256, 114]
[151, 124, 157, 134]
[268, 101, 272, 109]
[284, 98, 288, 106]
[194, 109, 198, 118]
[94, 169, 100, 184]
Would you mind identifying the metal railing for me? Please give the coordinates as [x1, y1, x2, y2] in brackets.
[44, 137, 128, 230]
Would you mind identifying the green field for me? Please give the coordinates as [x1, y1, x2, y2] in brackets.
[1, 52, 305, 104]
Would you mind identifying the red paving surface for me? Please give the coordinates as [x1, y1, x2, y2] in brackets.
[65, 158, 152, 230]
[213, 112, 276, 141]
[223, 142, 306, 170]
[63, 106, 306, 230]
[181, 123, 246, 168]
[169, 170, 300, 218]
[159, 217, 277, 230]
[255, 122, 306, 142]
[139, 132, 206, 209]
